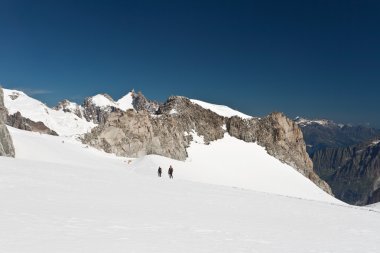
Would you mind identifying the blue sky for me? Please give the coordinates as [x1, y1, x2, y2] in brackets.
[0, 0, 379, 126]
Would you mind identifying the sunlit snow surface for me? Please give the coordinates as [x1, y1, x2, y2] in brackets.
[1, 127, 380, 252]
[191, 99, 252, 119]
[90, 92, 134, 111]
[3, 89, 95, 136]
[132, 133, 339, 203]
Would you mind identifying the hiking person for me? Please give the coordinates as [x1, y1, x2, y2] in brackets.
[168, 165, 174, 179]
[158, 166, 162, 177]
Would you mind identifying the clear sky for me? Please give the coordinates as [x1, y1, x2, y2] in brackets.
[1, 0, 379, 126]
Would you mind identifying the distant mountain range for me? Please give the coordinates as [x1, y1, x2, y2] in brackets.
[295, 117, 380, 205]
[294, 117, 380, 155]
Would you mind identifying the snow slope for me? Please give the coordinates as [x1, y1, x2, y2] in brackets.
[90, 94, 119, 108]
[3, 89, 95, 136]
[191, 99, 252, 119]
[8, 127, 336, 203]
[1, 127, 379, 252]
[116, 92, 134, 111]
[131, 133, 339, 203]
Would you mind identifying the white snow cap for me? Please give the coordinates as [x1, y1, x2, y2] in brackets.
[89, 92, 134, 111]
[190, 99, 252, 119]
[116, 92, 134, 111]
[3, 89, 96, 136]
[90, 94, 118, 108]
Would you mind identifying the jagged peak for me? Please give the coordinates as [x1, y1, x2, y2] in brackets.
[87, 93, 117, 107]
[84, 91, 136, 112]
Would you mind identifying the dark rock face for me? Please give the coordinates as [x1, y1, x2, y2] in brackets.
[311, 140, 380, 205]
[84, 96, 331, 194]
[7, 112, 58, 136]
[296, 120, 380, 155]
[0, 87, 15, 157]
[82, 94, 117, 125]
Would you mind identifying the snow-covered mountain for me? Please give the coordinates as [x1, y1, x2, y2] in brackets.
[86, 92, 134, 111]
[2, 87, 380, 252]
[294, 116, 380, 154]
[83, 95, 332, 193]
[294, 116, 342, 127]
[3, 89, 139, 135]
[3, 89, 96, 136]
[1, 87, 331, 194]
[3, 88, 253, 135]
[1, 126, 379, 253]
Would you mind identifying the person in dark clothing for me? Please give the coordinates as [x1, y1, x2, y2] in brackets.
[168, 165, 174, 179]
[158, 166, 162, 177]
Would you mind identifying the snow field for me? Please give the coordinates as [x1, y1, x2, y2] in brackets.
[131, 133, 339, 203]
[1, 156, 379, 252]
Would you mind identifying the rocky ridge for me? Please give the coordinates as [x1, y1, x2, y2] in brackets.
[1, 87, 332, 194]
[7, 112, 58, 136]
[83, 96, 332, 194]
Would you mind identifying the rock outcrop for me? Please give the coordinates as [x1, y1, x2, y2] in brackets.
[227, 113, 331, 194]
[83, 96, 331, 194]
[54, 99, 84, 119]
[7, 112, 58, 136]
[0, 87, 15, 157]
[132, 91, 160, 113]
[312, 140, 380, 205]
[83, 96, 225, 160]
[82, 94, 117, 125]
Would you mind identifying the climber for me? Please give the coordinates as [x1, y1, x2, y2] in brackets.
[168, 165, 174, 179]
[158, 166, 162, 177]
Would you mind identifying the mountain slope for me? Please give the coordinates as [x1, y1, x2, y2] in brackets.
[1, 127, 379, 253]
[9, 126, 336, 202]
[87, 92, 134, 111]
[84, 96, 331, 193]
[131, 133, 337, 202]
[2, 88, 331, 195]
[3, 89, 95, 136]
